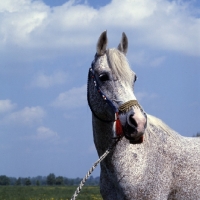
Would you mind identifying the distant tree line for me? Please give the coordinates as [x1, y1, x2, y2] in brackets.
[0, 174, 100, 186]
[193, 132, 200, 137]
[195, 132, 200, 137]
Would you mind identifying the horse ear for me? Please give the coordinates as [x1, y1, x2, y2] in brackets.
[97, 31, 108, 56]
[118, 32, 128, 55]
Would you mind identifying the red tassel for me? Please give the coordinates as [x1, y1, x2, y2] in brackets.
[115, 112, 123, 137]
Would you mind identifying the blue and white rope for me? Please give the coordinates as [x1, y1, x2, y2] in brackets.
[70, 138, 121, 200]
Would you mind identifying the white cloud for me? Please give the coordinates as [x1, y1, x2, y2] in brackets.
[0, 0, 49, 46]
[0, 99, 16, 113]
[35, 126, 59, 140]
[51, 84, 87, 109]
[99, 0, 157, 26]
[0, 0, 200, 56]
[2, 106, 45, 125]
[31, 71, 68, 88]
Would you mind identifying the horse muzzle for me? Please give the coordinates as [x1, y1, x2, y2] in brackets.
[119, 102, 147, 144]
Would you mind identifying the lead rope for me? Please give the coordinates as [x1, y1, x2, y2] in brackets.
[70, 137, 122, 200]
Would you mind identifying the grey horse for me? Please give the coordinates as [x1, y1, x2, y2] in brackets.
[87, 31, 200, 200]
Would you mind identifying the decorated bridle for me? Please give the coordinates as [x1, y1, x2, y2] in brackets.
[87, 54, 145, 138]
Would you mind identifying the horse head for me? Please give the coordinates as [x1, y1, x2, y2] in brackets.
[87, 31, 147, 144]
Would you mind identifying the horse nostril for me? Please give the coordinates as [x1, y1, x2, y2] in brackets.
[129, 115, 138, 128]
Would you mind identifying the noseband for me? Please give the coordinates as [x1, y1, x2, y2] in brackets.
[87, 56, 146, 138]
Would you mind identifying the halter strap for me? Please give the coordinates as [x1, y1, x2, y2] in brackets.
[88, 67, 123, 137]
[87, 53, 118, 123]
[89, 67, 118, 112]
[118, 100, 141, 113]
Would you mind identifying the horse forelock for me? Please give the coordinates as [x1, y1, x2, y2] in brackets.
[106, 48, 133, 85]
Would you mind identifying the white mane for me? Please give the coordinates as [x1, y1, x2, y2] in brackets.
[146, 114, 180, 141]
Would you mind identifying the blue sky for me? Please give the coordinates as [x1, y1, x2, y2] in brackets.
[0, 0, 200, 178]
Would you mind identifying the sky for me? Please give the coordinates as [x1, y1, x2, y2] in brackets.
[0, 0, 200, 179]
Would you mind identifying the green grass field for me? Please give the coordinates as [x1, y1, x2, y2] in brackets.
[0, 186, 103, 200]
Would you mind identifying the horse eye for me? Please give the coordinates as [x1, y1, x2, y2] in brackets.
[99, 73, 109, 82]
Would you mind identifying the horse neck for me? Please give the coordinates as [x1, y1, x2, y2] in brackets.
[92, 115, 116, 156]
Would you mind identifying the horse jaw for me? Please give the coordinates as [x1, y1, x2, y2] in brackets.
[119, 107, 147, 143]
